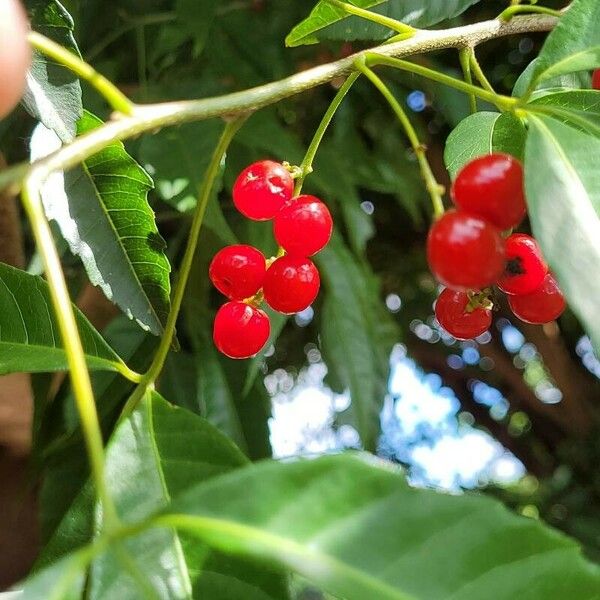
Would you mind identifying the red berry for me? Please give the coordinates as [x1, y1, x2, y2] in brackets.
[213, 301, 270, 359]
[273, 195, 333, 257]
[435, 288, 492, 340]
[497, 234, 547, 296]
[593, 69, 600, 90]
[508, 273, 566, 324]
[451, 153, 526, 230]
[209, 244, 266, 300]
[232, 160, 294, 221]
[263, 255, 320, 314]
[427, 210, 505, 291]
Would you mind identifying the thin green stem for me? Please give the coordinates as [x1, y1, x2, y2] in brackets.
[28, 32, 134, 116]
[459, 48, 477, 114]
[324, 0, 414, 34]
[356, 61, 444, 218]
[21, 178, 118, 531]
[499, 5, 562, 22]
[469, 50, 495, 93]
[294, 72, 360, 196]
[120, 117, 247, 419]
[116, 362, 143, 383]
[384, 31, 417, 45]
[365, 53, 518, 112]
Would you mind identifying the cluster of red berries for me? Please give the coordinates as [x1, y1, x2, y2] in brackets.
[210, 160, 333, 359]
[428, 153, 565, 341]
[593, 69, 600, 90]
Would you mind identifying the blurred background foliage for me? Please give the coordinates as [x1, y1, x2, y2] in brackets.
[3, 0, 600, 587]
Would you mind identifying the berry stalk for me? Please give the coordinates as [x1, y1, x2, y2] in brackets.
[356, 60, 445, 218]
[294, 72, 360, 196]
[365, 54, 518, 112]
[120, 116, 247, 419]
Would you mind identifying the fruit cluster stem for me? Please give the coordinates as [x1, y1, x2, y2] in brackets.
[120, 116, 247, 419]
[364, 54, 517, 112]
[459, 47, 477, 114]
[294, 72, 360, 196]
[356, 61, 445, 218]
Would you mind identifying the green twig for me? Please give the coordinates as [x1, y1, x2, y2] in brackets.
[23, 14, 556, 183]
[28, 32, 134, 116]
[365, 53, 518, 112]
[21, 177, 119, 531]
[324, 0, 414, 34]
[469, 50, 496, 94]
[459, 48, 477, 114]
[119, 117, 247, 419]
[294, 72, 360, 196]
[499, 5, 562, 22]
[355, 60, 445, 218]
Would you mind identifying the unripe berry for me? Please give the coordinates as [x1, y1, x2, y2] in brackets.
[427, 210, 505, 291]
[435, 288, 492, 340]
[274, 195, 333, 257]
[213, 301, 270, 359]
[451, 153, 526, 231]
[209, 244, 266, 300]
[497, 234, 547, 296]
[508, 273, 566, 324]
[0, 0, 31, 119]
[263, 255, 320, 314]
[233, 160, 294, 221]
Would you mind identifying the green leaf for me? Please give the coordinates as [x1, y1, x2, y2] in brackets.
[139, 120, 237, 245]
[525, 115, 600, 354]
[0, 263, 122, 375]
[30, 112, 171, 336]
[444, 112, 526, 178]
[18, 551, 87, 600]
[286, 0, 482, 47]
[530, 0, 600, 90]
[512, 58, 591, 99]
[528, 90, 600, 137]
[316, 235, 397, 451]
[167, 453, 600, 600]
[88, 391, 288, 599]
[195, 345, 240, 437]
[181, 305, 250, 451]
[23, 0, 82, 142]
